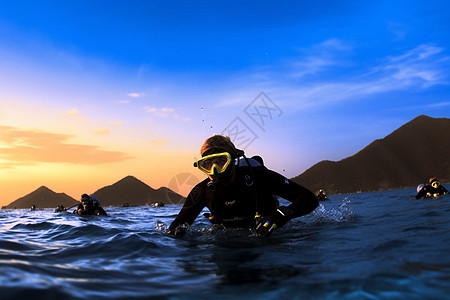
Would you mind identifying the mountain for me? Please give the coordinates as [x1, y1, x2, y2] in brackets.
[291, 115, 450, 195]
[92, 175, 185, 207]
[5, 186, 78, 209]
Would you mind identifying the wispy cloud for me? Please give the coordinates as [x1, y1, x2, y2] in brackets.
[290, 38, 353, 78]
[219, 42, 450, 109]
[65, 108, 80, 116]
[144, 106, 189, 120]
[148, 139, 168, 146]
[128, 93, 142, 98]
[110, 121, 123, 126]
[115, 99, 130, 104]
[373, 44, 448, 88]
[387, 22, 409, 41]
[0, 126, 131, 168]
[145, 107, 174, 113]
[92, 128, 110, 135]
[386, 100, 450, 112]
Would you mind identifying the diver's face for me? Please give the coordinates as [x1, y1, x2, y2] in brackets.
[202, 148, 234, 182]
[430, 180, 440, 190]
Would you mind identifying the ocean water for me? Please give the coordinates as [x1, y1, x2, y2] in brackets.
[1, 186, 449, 299]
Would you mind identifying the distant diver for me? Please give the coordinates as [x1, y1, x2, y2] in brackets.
[54, 205, 65, 213]
[316, 189, 329, 201]
[30, 204, 37, 211]
[74, 194, 108, 216]
[415, 177, 448, 199]
[167, 135, 318, 237]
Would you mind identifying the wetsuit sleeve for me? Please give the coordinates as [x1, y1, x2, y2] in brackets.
[168, 181, 207, 232]
[415, 188, 426, 199]
[261, 169, 318, 218]
[439, 185, 449, 194]
[73, 204, 83, 214]
[98, 206, 108, 216]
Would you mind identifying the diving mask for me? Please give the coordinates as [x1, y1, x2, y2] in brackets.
[431, 181, 440, 189]
[194, 152, 232, 175]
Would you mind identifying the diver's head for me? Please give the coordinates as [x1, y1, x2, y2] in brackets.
[200, 135, 244, 159]
[194, 135, 243, 188]
[81, 194, 91, 205]
[428, 178, 441, 190]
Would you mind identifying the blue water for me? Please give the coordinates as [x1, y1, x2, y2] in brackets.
[1, 187, 450, 299]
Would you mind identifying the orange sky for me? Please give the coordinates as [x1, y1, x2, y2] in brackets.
[0, 124, 204, 206]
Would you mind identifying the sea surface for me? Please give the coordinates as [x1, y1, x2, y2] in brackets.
[1, 186, 449, 299]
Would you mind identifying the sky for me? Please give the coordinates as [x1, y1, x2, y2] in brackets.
[1, 0, 450, 206]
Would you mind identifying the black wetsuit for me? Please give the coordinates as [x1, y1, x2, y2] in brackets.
[415, 184, 449, 199]
[169, 162, 318, 231]
[74, 200, 108, 216]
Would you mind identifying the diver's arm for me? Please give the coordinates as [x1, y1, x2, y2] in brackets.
[415, 187, 427, 199]
[264, 169, 318, 218]
[254, 168, 318, 236]
[73, 204, 83, 214]
[168, 181, 207, 234]
[97, 206, 108, 216]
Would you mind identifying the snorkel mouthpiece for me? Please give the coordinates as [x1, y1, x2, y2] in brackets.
[207, 180, 216, 191]
[207, 167, 221, 191]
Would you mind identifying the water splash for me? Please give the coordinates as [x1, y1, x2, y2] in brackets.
[312, 198, 355, 223]
[155, 221, 168, 232]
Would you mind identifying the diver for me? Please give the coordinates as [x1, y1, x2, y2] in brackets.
[54, 204, 65, 213]
[167, 135, 318, 237]
[74, 194, 108, 216]
[316, 189, 329, 201]
[415, 177, 448, 199]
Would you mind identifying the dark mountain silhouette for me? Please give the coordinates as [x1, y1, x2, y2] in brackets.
[5, 115, 447, 209]
[5, 186, 78, 209]
[92, 175, 185, 207]
[292, 115, 450, 195]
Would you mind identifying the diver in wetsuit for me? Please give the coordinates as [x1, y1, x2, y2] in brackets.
[316, 189, 329, 201]
[168, 135, 318, 236]
[415, 177, 448, 199]
[74, 194, 108, 216]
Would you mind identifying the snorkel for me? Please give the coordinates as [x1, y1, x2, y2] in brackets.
[206, 160, 235, 191]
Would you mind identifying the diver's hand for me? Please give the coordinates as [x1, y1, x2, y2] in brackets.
[167, 223, 190, 236]
[255, 206, 293, 236]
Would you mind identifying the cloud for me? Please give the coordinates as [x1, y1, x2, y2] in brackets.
[289, 38, 353, 78]
[110, 121, 123, 126]
[144, 106, 188, 120]
[65, 108, 80, 116]
[220, 43, 450, 109]
[92, 128, 110, 134]
[0, 126, 131, 167]
[128, 93, 141, 97]
[374, 44, 448, 88]
[145, 107, 174, 113]
[148, 139, 168, 146]
[115, 99, 130, 104]
[387, 22, 409, 41]
[386, 101, 450, 113]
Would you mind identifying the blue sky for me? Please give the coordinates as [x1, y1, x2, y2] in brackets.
[0, 0, 449, 204]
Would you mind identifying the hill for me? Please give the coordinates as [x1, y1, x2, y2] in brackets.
[292, 115, 450, 195]
[5, 186, 78, 209]
[92, 175, 185, 207]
